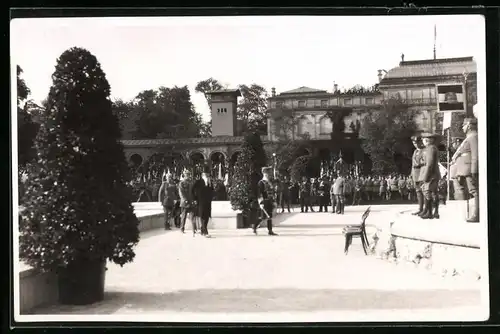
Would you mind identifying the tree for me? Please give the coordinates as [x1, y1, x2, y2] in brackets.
[17, 66, 39, 167]
[112, 99, 137, 139]
[237, 84, 269, 135]
[325, 107, 352, 156]
[229, 133, 267, 223]
[358, 98, 418, 175]
[19, 48, 140, 293]
[195, 77, 224, 109]
[131, 86, 205, 139]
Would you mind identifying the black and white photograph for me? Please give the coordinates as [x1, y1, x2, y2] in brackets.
[11, 13, 489, 323]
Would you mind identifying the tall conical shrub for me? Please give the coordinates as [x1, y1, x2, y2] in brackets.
[19, 47, 140, 271]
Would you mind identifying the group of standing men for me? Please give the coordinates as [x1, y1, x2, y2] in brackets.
[410, 117, 479, 223]
[158, 169, 215, 237]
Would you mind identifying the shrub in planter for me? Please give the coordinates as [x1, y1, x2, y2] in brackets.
[19, 47, 140, 305]
[229, 133, 267, 226]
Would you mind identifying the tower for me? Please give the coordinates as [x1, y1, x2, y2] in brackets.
[208, 89, 241, 137]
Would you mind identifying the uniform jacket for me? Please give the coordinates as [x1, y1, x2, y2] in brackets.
[159, 181, 179, 207]
[317, 181, 330, 197]
[398, 178, 407, 189]
[411, 148, 424, 182]
[192, 178, 214, 220]
[390, 178, 399, 191]
[178, 179, 195, 208]
[258, 179, 275, 204]
[450, 131, 478, 178]
[419, 145, 441, 182]
[332, 177, 345, 195]
[299, 181, 311, 197]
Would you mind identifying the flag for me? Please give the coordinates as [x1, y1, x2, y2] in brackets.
[438, 163, 447, 177]
[437, 84, 465, 112]
[442, 111, 452, 134]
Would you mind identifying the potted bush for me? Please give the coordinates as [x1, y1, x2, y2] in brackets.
[229, 133, 267, 228]
[19, 47, 140, 305]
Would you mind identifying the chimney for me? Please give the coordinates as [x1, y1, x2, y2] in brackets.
[271, 87, 276, 97]
[333, 82, 338, 93]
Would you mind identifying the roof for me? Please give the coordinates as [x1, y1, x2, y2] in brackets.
[380, 57, 477, 84]
[206, 89, 241, 96]
[279, 86, 328, 95]
[121, 135, 268, 147]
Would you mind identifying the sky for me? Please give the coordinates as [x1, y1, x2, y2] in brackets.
[11, 15, 485, 122]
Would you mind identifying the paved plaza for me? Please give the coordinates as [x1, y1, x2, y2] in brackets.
[34, 205, 485, 322]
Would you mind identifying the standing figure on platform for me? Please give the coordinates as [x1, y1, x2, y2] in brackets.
[450, 118, 479, 222]
[419, 133, 441, 219]
[317, 175, 330, 212]
[256, 166, 278, 236]
[332, 172, 346, 214]
[192, 170, 214, 237]
[178, 170, 197, 235]
[279, 175, 292, 213]
[158, 172, 179, 230]
[411, 135, 424, 214]
[299, 177, 313, 213]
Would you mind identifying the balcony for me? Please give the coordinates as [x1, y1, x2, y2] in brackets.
[381, 98, 437, 106]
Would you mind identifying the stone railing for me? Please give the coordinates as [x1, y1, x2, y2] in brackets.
[367, 202, 483, 280]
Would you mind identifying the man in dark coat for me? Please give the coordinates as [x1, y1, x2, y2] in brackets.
[410, 135, 424, 215]
[419, 133, 441, 219]
[178, 170, 197, 235]
[299, 177, 312, 213]
[192, 171, 214, 237]
[317, 175, 330, 212]
[450, 117, 479, 222]
[278, 175, 292, 213]
[256, 166, 278, 236]
[158, 173, 179, 230]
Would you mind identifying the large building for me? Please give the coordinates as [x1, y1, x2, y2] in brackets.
[378, 56, 477, 138]
[121, 55, 477, 176]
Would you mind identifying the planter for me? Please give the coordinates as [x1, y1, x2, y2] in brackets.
[57, 258, 106, 305]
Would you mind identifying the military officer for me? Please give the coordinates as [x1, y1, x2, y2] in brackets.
[410, 135, 424, 215]
[332, 172, 346, 214]
[450, 117, 479, 222]
[317, 175, 330, 212]
[256, 166, 278, 236]
[158, 172, 179, 230]
[419, 133, 441, 219]
[299, 177, 312, 212]
[279, 175, 292, 213]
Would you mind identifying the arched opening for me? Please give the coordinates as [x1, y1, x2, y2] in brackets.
[230, 151, 241, 166]
[297, 116, 309, 137]
[319, 117, 332, 135]
[296, 148, 311, 158]
[130, 154, 143, 168]
[189, 152, 205, 179]
[210, 152, 226, 180]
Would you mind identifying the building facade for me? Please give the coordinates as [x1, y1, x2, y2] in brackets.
[378, 56, 477, 138]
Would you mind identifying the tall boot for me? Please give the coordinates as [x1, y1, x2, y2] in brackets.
[412, 192, 423, 215]
[267, 219, 277, 236]
[420, 199, 433, 219]
[340, 202, 345, 215]
[432, 198, 440, 219]
[467, 196, 479, 223]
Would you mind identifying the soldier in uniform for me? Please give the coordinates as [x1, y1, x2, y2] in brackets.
[299, 176, 312, 212]
[279, 175, 292, 213]
[419, 133, 441, 219]
[437, 174, 448, 206]
[352, 176, 362, 205]
[256, 166, 278, 236]
[398, 174, 407, 201]
[158, 172, 179, 230]
[450, 117, 479, 222]
[364, 176, 373, 202]
[410, 135, 424, 214]
[317, 175, 330, 212]
[178, 170, 197, 235]
[332, 172, 346, 214]
[310, 178, 319, 210]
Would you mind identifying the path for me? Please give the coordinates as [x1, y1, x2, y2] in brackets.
[34, 204, 486, 322]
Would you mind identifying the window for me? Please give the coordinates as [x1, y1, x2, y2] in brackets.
[276, 101, 283, 108]
[343, 98, 352, 105]
[297, 117, 308, 135]
[321, 100, 328, 108]
[298, 100, 306, 108]
[319, 117, 332, 134]
[217, 108, 220, 113]
[365, 97, 374, 105]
